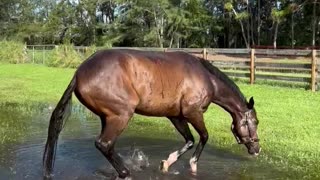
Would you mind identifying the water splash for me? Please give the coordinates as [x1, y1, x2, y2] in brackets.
[121, 145, 150, 172]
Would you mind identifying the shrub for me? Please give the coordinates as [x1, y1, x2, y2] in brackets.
[46, 44, 82, 68]
[0, 40, 28, 64]
[82, 45, 98, 59]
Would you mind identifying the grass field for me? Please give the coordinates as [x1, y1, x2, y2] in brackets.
[1, 63, 320, 179]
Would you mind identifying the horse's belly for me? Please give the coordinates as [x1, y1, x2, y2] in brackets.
[135, 100, 180, 117]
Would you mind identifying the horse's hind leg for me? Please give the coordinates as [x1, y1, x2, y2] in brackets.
[95, 113, 133, 179]
[160, 117, 195, 173]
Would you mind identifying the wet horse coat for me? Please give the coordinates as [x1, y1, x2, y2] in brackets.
[43, 49, 260, 179]
[75, 50, 212, 117]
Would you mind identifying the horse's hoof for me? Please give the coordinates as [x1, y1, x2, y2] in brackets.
[159, 160, 169, 173]
[190, 169, 197, 176]
[118, 169, 131, 179]
[43, 172, 53, 180]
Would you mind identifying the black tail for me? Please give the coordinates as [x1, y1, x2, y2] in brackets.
[42, 75, 76, 178]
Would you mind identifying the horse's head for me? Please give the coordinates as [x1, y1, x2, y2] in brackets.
[231, 97, 261, 156]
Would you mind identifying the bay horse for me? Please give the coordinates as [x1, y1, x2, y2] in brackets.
[43, 49, 261, 179]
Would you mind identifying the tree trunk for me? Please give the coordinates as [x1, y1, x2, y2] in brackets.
[232, 8, 249, 48]
[250, 5, 255, 46]
[318, 16, 320, 46]
[59, 27, 68, 44]
[312, 0, 316, 47]
[176, 36, 180, 48]
[169, 25, 179, 48]
[273, 22, 279, 49]
[240, 19, 249, 48]
[154, 11, 163, 48]
[169, 36, 174, 48]
[160, 16, 164, 48]
[257, 0, 261, 45]
[291, 13, 294, 48]
[247, 4, 251, 47]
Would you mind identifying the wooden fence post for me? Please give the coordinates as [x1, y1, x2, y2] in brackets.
[250, 48, 255, 84]
[311, 50, 317, 92]
[203, 48, 207, 60]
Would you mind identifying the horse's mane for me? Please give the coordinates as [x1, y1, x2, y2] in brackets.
[197, 57, 247, 103]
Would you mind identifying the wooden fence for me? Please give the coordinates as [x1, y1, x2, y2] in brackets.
[26, 45, 319, 92]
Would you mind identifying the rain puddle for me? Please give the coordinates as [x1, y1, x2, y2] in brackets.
[0, 103, 285, 180]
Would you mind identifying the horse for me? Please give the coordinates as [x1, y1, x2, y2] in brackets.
[42, 49, 261, 179]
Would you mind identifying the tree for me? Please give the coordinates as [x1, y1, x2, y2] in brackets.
[271, 1, 291, 49]
[311, 0, 319, 47]
[0, 0, 318, 48]
[224, 1, 250, 48]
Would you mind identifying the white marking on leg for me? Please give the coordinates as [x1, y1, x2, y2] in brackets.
[167, 151, 179, 166]
[189, 157, 197, 173]
[160, 151, 179, 173]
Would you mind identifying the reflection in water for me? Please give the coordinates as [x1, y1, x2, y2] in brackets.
[0, 103, 283, 180]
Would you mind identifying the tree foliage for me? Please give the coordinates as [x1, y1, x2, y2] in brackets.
[0, 0, 319, 48]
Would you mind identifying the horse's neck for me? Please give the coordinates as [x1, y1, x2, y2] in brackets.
[210, 77, 247, 117]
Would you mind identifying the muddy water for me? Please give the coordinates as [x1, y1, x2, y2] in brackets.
[0, 103, 283, 180]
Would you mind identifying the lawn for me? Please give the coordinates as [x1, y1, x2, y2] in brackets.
[0, 63, 75, 104]
[0, 63, 319, 179]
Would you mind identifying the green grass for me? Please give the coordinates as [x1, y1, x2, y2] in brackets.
[204, 85, 320, 179]
[0, 63, 320, 179]
[0, 64, 75, 104]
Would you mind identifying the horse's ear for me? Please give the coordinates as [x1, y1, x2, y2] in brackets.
[247, 97, 254, 109]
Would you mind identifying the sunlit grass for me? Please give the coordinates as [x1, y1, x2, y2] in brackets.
[0, 64, 75, 104]
[0, 63, 319, 179]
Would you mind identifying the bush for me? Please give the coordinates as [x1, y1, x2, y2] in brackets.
[82, 45, 98, 60]
[46, 44, 82, 68]
[0, 40, 28, 64]
[46, 44, 101, 68]
[0, 41, 104, 68]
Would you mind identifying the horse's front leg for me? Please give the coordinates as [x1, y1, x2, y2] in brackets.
[160, 117, 195, 173]
[186, 113, 208, 174]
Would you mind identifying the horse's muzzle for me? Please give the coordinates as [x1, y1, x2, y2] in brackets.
[246, 142, 261, 156]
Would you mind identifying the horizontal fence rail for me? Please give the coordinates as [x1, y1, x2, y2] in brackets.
[25, 45, 319, 92]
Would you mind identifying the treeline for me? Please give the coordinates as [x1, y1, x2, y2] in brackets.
[0, 0, 319, 48]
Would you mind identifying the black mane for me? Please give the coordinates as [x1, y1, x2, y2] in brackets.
[198, 57, 247, 103]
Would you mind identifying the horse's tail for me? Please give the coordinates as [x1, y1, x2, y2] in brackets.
[43, 75, 76, 178]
